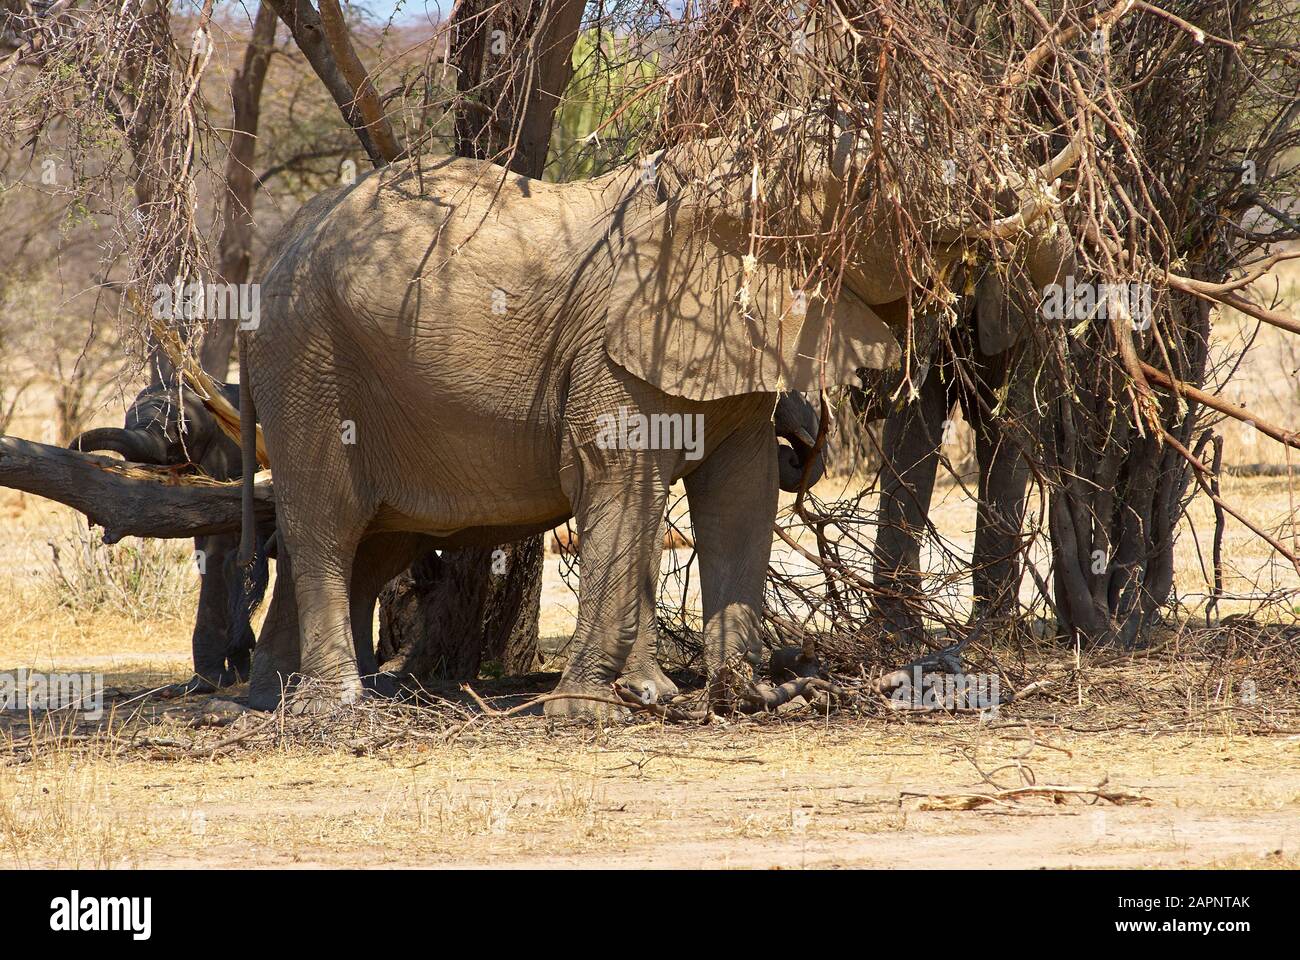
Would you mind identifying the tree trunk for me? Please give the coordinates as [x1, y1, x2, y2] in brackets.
[201, 2, 278, 378]
[450, 0, 585, 178]
[376, 538, 543, 681]
[378, 1, 583, 683]
[0, 436, 276, 542]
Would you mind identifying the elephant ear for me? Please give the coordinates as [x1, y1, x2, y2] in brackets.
[975, 218, 1076, 356]
[603, 199, 899, 402]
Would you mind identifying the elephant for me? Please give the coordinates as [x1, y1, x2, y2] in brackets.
[234, 118, 1074, 715]
[854, 267, 1046, 641]
[70, 379, 250, 693]
[239, 390, 831, 711]
[775, 389, 828, 492]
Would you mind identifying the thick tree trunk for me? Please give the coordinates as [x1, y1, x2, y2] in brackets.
[450, 0, 585, 178]
[1047, 295, 1210, 649]
[376, 537, 543, 682]
[0, 436, 275, 541]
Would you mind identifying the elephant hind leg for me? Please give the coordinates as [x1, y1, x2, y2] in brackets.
[547, 454, 672, 719]
[618, 516, 680, 705]
[970, 408, 1033, 622]
[274, 490, 373, 710]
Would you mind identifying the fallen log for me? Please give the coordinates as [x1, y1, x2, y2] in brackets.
[0, 435, 275, 542]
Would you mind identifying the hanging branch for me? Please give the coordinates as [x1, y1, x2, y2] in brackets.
[263, 0, 394, 163]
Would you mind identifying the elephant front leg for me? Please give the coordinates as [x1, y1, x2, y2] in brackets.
[547, 461, 670, 720]
[683, 419, 778, 708]
[617, 525, 680, 705]
[158, 535, 242, 699]
[349, 533, 427, 699]
[970, 411, 1033, 624]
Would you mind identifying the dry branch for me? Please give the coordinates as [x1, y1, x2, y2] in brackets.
[901, 781, 1151, 811]
[316, 0, 404, 162]
[0, 436, 274, 541]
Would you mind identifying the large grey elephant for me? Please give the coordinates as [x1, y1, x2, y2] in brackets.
[66, 382, 824, 711]
[236, 122, 1073, 715]
[70, 379, 249, 692]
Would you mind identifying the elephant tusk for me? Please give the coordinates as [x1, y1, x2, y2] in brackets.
[1036, 133, 1084, 184]
[963, 133, 1083, 240]
[791, 424, 818, 447]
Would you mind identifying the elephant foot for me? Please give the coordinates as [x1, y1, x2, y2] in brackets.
[768, 646, 824, 685]
[284, 676, 364, 716]
[247, 675, 287, 712]
[618, 660, 679, 705]
[543, 680, 627, 722]
[706, 652, 764, 713]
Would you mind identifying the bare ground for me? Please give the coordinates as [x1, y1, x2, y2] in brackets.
[2, 666, 1298, 869]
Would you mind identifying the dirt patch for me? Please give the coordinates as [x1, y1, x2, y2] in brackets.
[3, 691, 1298, 869]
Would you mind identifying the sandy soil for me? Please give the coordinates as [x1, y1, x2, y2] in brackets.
[2, 702, 1297, 869]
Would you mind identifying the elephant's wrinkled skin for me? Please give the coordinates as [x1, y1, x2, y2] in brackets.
[238, 125, 1069, 714]
[238, 145, 911, 714]
[71, 380, 248, 693]
[241, 390, 830, 711]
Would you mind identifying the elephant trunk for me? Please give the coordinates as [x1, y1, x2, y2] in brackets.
[776, 427, 828, 493]
[774, 392, 829, 493]
[69, 427, 169, 465]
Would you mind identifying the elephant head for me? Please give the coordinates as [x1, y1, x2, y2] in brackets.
[602, 146, 899, 405]
[601, 115, 1078, 407]
[70, 379, 243, 480]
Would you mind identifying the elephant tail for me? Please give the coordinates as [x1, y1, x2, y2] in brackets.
[227, 339, 270, 657]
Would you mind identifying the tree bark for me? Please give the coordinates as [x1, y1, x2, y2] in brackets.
[0, 436, 275, 542]
[201, 2, 279, 378]
[263, 0, 389, 162]
[450, 0, 585, 179]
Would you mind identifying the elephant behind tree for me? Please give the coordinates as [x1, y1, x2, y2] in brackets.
[232, 114, 1072, 715]
[853, 261, 1062, 641]
[70, 379, 249, 693]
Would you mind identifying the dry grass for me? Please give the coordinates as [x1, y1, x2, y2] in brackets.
[1, 710, 1297, 868]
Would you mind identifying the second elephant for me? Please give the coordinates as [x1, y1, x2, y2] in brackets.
[856, 270, 1045, 640]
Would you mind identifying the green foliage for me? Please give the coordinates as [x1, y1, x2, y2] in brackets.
[544, 30, 660, 182]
